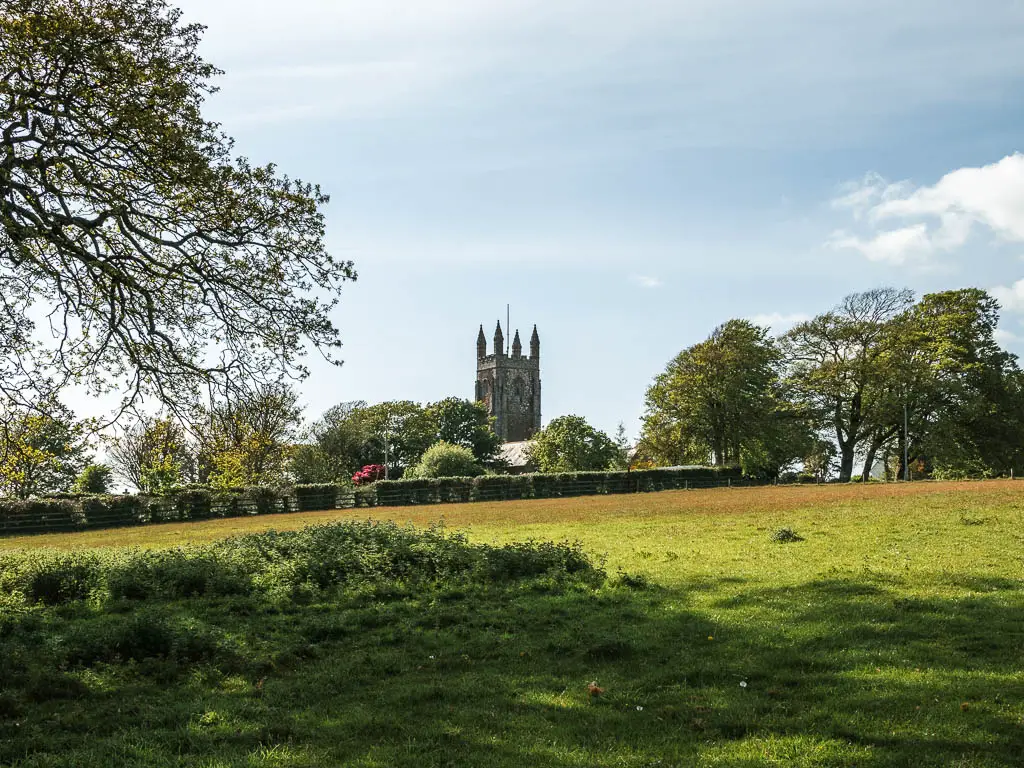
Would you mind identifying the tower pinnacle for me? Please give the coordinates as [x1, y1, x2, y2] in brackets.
[493, 321, 505, 356]
[512, 329, 522, 357]
[530, 325, 540, 360]
[477, 325, 486, 358]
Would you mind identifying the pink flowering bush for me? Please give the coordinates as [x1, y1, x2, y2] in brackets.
[352, 464, 385, 485]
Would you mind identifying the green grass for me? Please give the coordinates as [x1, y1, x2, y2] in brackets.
[1, 482, 1023, 767]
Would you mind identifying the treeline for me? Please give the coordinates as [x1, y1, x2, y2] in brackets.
[640, 287, 1024, 482]
[0, 387, 636, 498]
[5, 285, 1017, 498]
[0, 393, 512, 497]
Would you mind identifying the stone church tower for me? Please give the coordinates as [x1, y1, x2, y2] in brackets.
[475, 322, 542, 442]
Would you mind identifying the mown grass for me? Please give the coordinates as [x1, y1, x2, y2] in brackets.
[1, 481, 1023, 767]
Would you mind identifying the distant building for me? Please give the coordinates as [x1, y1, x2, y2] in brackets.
[475, 321, 541, 443]
[498, 440, 537, 474]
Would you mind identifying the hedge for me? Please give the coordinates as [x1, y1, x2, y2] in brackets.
[1, 467, 744, 537]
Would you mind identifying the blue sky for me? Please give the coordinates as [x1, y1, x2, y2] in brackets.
[164, 0, 1024, 438]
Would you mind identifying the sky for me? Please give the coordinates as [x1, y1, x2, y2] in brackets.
[161, 0, 1024, 438]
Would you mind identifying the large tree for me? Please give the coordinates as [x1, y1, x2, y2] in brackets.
[426, 397, 501, 466]
[0, 0, 354, 414]
[198, 383, 303, 487]
[0, 401, 90, 497]
[359, 401, 438, 478]
[781, 288, 914, 482]
[107, 414, 195, 493]
[895, 289, 1024, 478]
[527, 415, 619, 473]
[642, 319, 783, 467]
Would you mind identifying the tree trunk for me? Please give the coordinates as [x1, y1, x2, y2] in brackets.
[861, 441, 880, 482]
[838, 442, 855, 483]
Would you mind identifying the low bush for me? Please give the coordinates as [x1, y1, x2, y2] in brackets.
[406, 441, 484, 479]
[770, 527, 804, 543]
[0, 551, 104, 606]
[0, 521, 606, 611]
[106, 549, 252, 601]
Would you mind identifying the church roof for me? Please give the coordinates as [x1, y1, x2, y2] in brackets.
[499, 440, 535, 468]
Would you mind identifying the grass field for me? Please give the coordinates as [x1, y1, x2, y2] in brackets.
[2, 480, 1023, 767]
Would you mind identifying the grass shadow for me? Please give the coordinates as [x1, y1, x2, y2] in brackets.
[1, 573, 1023, 767]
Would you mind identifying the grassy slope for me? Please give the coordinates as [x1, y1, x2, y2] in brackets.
[2, 481, 1024, 767]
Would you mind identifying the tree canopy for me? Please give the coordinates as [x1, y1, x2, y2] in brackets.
[781, 288, 915, 482]
[0, 401, 90, 497]
[107, 415, 195, 493]
[781, 287, 1024, 481]
[427, 397, 501, 465]
[642, 319, 804, 474]
[198, 383, 303, 488]
[527, 415, 619, 473]
[0, 0, 354, 414]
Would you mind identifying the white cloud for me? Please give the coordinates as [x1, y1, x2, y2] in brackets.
[991, 278, 1024, 313]
[827, 224, 933, 265]
[631, 275, 663, 289]
[747, 312, 811, 331]
[831, 172, 913, 221]
[830, 153, 1024, 266]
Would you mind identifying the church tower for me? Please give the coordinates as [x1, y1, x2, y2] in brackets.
[475, 321, 542, 442]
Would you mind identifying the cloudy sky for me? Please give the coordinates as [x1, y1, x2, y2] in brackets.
[171, 0, 1024, 436]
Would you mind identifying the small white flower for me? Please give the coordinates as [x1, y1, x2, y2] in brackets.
[429, 655, 435, 660]
[636, 705, 644, 711]
[739, 681, 748, 688]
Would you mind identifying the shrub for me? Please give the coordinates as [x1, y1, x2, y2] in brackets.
[406, 442, 483, 479]
[8, 552, 104, 605]
[106, 550, 252, 601]
[65, 612, 225, 667]
[770, 527, 804, 543]
[352, 465, 385, 485]
[73, 464, 114, 494]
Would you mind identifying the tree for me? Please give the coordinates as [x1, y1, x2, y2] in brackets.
[73, 463, 113, 494]
[738, 402, 816, 482]
[802, 437, 837, 482]
[610, 422, 632, 471]
[288, 444, 339, 485]
[898, 290, 1024, 478]
[642, 319, 781, 467]
[527, 416, 619, 472]
[107, 415, 195, 493]
[305, 399, 452, 480]
[781, 288, 915, 482]
[305, 401, 372, 478]
[0, 402, 90, 498]
[200, 383, 303, 487]
[427, 397, 501, 465]
[359, 401, 438, 478]
[406, 441, 484, 479]
[0, 0, 355, 414]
